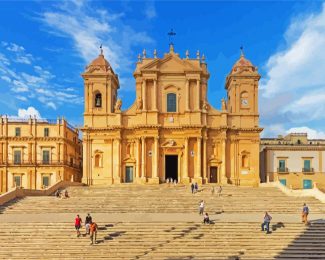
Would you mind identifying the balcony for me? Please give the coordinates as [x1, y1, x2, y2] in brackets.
[1, 160, 81, 169]
[302, 168, 314, 174]
[277, 167, 289, 173]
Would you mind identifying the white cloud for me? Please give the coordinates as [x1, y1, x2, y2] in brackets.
[16, 96, 27, 102]
[39, 0, 153, 89]
[18, 107, 42, 118]
[46, 102, 57, 110]
[261, 124, 325, 139]
[0, 43, 81, 110]
[1, 75, 11, 83]
[286, 127, 325, 139]
[260, 3, 325, 135]
[144, 1, 157, 19]
[6, 43, 25, 53]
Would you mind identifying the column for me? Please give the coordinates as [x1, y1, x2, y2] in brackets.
[221, 138, 226, 184]
[196, 79, 200, 110]
[141, 137, 146, 179]
[195, 137, 202, 178]
[183, 137, 189, 182]
[60, 143, 64, 163]
[153, 80, 157, 111]
[153, 137, 159, 178]
[203, 137, 207, 182]
[142, 79, 146, 111]
[114, 138, 121, 183]
[0, 143, 3, 164]
[136, 138, 141, 178]
[185, 80, 190, 111]
[110, 139, 114, 181]
[57, 143, 60, 163]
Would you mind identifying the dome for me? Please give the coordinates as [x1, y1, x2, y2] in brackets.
[85, 52, 113, 73]
[230, 53, 256, 75]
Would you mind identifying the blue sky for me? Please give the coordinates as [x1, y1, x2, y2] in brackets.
[1, 0, 325, 138]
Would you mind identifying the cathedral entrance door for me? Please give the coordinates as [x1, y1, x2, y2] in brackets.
[125, 166, 134, 183]
[210, 167, 218, 183]
[165, 155, 178, 182]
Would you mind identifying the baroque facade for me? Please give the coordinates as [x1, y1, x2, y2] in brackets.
[0, 117, 82, 193]
[260, 133, 325, 189]
[81, 45, 262, 186]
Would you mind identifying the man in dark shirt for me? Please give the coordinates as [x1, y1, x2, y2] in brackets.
[85, 213, 92, 235]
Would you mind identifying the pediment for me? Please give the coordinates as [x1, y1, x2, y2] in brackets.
[141, 54, 201, 72]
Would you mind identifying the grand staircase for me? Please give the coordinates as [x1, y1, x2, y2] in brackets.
[1, 185, 324, 214]
[0, 184, 324, 259]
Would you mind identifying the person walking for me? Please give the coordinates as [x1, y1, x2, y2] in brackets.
[302, 203, 309, 226]
[261, 211, 272, 234]
[194, 182, 198, 193]
[217, 186, 222, 197]
[74, 214, 82, 237]
[199, 200, 205, 215]
[211, 186, 215, 195]
[191, 183, 195, 194]
[90, 221, 98, 245]
[85, 213, 92, 235]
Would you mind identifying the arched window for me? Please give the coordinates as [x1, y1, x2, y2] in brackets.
[167, 93, 176, 112]
[242, 155, 249, 168]
[95, 93, 102, 108]
[94, 154, 101, 167]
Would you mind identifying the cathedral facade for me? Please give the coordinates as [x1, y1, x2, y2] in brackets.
[81, 45, 262, 186]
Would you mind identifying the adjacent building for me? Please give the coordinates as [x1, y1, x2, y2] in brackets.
[260, 133, 325, 189]
[81, 45, 262, 186]
[0, 116, 82, 193]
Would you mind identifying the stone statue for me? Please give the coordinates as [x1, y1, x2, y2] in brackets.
[114, 98, 122, 112]
[136, 97, 143, 110]
[202, 100, 209, 111]
[221, 98, 227, 111]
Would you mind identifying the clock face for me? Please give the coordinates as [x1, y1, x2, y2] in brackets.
[241, 99, 248, 106]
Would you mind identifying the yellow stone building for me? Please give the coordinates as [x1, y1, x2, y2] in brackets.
[260, 133, 325, 189]
[0, 117, 82, 193]
[81, 45, 262, 186]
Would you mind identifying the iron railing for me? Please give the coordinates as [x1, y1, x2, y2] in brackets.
[1, 160, 81, 169]
[302, 168, 314, 173]
[277, 167, 289, 173]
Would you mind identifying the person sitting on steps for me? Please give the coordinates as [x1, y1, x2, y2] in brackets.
[203, 213, 210, 224]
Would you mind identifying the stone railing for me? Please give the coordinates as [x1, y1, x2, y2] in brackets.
[0, 181, 84, 206]
[260, 181, 325, 203]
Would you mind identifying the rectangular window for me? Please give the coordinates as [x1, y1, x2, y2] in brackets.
[15, 127, 21, 137]
[14, 150, 21, 164]
[44, 128, 49, 137]
[42, 176, 50, 187]
[42, 150, 50, 164]
[278, 160, 286, 172]
[303, 179, 312, 189]
[303, 160, 311, 172]
[14, 176, 21, 187]
[167, 93, 177, 112]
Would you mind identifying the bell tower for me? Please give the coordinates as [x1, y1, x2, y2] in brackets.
[225, 49, 260, 128]
[82, 47, 119, 127]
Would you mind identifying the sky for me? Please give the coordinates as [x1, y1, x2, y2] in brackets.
[0, 0, 325, 139]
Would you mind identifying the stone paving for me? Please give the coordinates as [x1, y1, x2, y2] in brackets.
[0, 184, 324, 259]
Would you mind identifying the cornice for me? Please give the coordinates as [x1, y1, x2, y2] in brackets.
[264, 146, 325, 151]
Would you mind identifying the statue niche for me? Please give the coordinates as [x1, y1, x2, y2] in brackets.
[136, 97, 143, 111]
[114, 98, 122, 112]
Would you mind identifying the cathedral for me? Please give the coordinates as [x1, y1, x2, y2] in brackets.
[81, 44, 262, 186]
